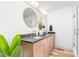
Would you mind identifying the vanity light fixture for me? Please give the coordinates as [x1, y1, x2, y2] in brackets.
[40, 9, 48, 15]
[26, 1, 39, 8]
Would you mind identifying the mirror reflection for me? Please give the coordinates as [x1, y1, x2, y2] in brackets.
[23, 8, 37, 28]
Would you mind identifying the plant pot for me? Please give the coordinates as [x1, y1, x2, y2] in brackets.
[39, 30, 43, 36]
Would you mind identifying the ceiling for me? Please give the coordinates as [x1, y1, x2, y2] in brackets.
[38, 1, 74, 12]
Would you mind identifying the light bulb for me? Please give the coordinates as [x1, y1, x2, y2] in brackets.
[40, 9, 48, 15]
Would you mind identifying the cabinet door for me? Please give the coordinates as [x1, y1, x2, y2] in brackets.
[50, 36, 53, 51]
[49, 35, 55, 52]
[22, 42, 33, 57]
[44, 38, 50, 57]
[52, 34, 55, 49]
[33, 45, 45, 57]
[33, 41, 45, 57]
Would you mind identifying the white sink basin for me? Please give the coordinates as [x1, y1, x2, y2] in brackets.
[33, 37, 42, 39]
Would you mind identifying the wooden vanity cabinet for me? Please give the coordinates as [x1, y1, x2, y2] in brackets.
[22, 34, 55, 57]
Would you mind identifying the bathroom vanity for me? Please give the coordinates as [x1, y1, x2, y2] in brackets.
[21, 33, 55, 57]
[21, 5, 53, 57]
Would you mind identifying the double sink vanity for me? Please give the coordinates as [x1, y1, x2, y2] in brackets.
[22, 6, 55, 57]
[21, 32, 55, 57]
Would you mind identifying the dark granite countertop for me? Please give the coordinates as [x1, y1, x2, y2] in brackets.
[21, 32, 55, 43]
[21, 34, 52, 43]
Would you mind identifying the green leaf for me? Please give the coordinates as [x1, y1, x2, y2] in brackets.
[38, 21, 43, 30]
[9, 34, 21, 55]
[0, 35, 9, 56]
[0, 48, 4, 57]
[10, 46, 21, 57]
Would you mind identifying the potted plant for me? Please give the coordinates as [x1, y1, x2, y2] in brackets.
[38, 21, 43, 36]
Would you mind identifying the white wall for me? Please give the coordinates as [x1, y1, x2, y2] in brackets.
[0, 2, 40, 45]
[47, 7, 73, 50]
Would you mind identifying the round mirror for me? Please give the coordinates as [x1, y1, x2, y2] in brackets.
[23, 8, 37, 28]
